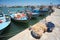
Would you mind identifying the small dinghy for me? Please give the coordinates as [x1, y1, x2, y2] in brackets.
[0, 12, 11, 34]
[10, 11, 28, 23]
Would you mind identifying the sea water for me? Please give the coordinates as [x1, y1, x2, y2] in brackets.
[0, 7, 25, 14]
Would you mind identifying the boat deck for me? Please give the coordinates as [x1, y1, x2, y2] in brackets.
[9, 7, 60, 40]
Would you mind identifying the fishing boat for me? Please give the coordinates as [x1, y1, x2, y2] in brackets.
[0, 12, 11, 34]
[39, 8, 49, 15]
[31, 8, 40, 18]
[42, 8, 49, 12]
[10, 11, 28, 23]
[26, 8, 40, 18]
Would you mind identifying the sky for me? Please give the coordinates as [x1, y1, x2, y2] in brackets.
[0, 0, 60, 6]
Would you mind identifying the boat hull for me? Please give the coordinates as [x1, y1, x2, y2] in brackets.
[0, 21, 11, 34]
[0, 29, 4, 34]
[11, 18, 28, 23]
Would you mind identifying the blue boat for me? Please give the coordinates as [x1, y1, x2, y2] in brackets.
[26, 8, 40, 18]
[31, 8, 40, 18]
[0, 12, 11, 34]
[42, 8, 49, 12]
[39, 7, 50, 15]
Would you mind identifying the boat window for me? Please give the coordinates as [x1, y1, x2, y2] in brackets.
[0, 13, 3, 17]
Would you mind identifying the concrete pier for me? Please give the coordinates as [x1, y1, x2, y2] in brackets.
[9, 8, 60, 40]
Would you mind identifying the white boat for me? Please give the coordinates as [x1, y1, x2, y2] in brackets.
[10, 12, 28, 23]
[0, 12, 11, 34]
